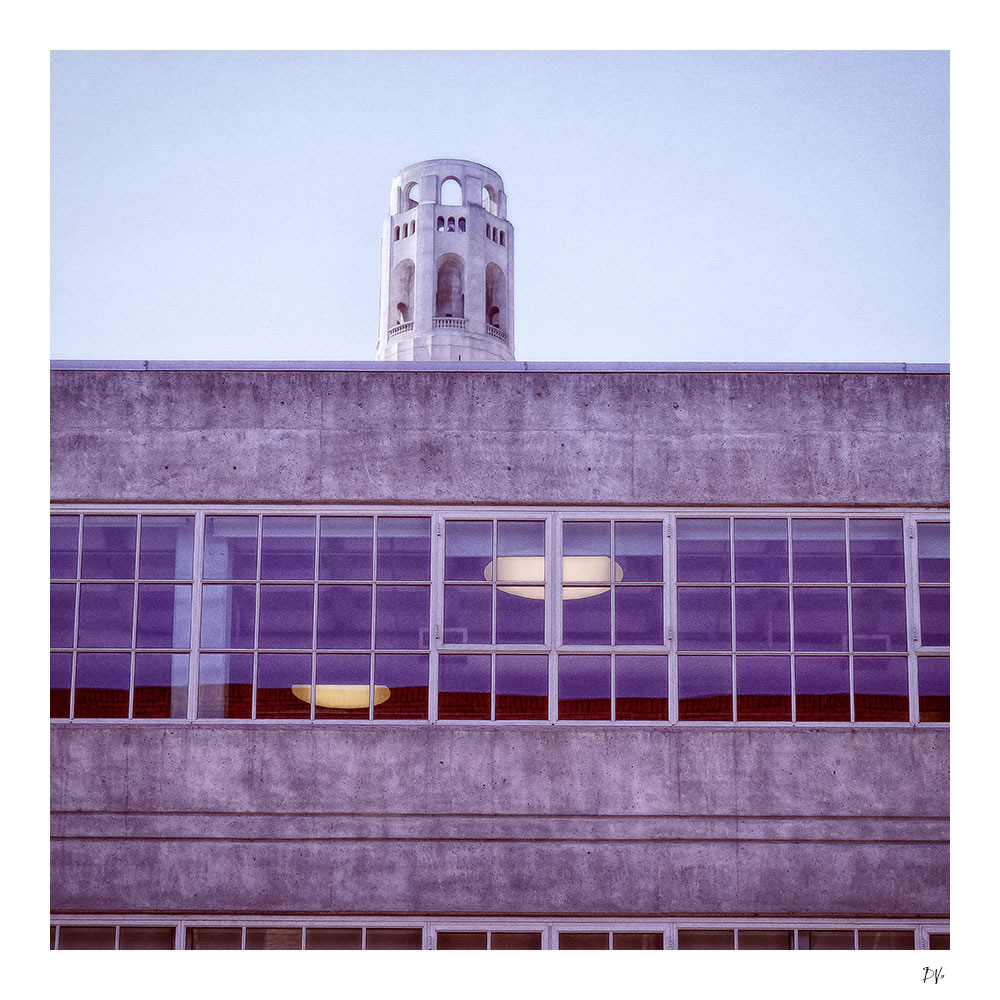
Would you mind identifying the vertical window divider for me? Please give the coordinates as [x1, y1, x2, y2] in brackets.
[610, 519, 616, 649]
[667, 516, 678, 724]
[548, 515, 559, 722]
[300, 925, 306, 950]
[729, 517, 737, 723]
[114, 924, 121, 950]
[188, 512, 206, 722]
[787, 517, 796, 724]
[251, 514, 262, 720]
[904, 513, 920, 725]
[128, 515, 141, 719]
[240, 925, 247, 950]
[490, 651, 497, 722]
[428, 513, 442, 723]
[491, 518, 498, 648]
[311, 516, 320, 722]
[69, 515, 84, 720]
[369, 517, 377, 721]
[845, 517, 855, 723]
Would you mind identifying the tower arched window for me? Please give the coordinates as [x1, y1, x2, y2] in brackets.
[394, 226, 400, 241]
[499, 230, 504, 246]
[402, 224, 408, 238]
[486, 262, 506, 332]
[486, 222, 490, 237]
[435, 254, 465, 319]
[447, 217, 455, 232]
[458, 218, 466, 233]
[440, 178, 463, 206]
[437, 217, 445, 232]
[492, 227, 498, 243]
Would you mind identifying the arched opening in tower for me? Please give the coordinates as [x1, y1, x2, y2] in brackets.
[436, 254, 465, 319]
[388, 259, 415, 326]
[486, 262, 506, 330]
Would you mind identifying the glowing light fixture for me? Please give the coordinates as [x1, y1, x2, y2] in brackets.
[485, 556, 624, 599]
[291, 684, 391, 709]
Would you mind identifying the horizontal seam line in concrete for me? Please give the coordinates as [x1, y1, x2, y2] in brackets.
[50, 835, 950, 845]
[48, 499, 953, 509]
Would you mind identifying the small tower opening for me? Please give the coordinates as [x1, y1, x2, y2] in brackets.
[388, 259, 415, 328]
[436, 254, 465, 318]
[482, 185, 498, 214]
[486, 262, 506, 331]
[403, 181, 420, 209]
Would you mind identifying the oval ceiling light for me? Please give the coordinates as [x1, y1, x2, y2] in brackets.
[291, 684, 391, 709]
[485, 555, 623, 599]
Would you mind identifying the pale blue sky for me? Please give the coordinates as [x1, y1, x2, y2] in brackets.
[50, 51, 948, 363]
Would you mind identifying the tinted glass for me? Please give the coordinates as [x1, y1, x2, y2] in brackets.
[315, 653, 370, 720]
[558, 655, 611, 720]
[917, 522, 949, 582]
[139, 516, 194, 580]
[135, 585, 191, 648]
[794, 656, 850, 722]
[853, 656, 909, 721]
[261, 517, 315, 580]
[197, 653, 253, 719]
[50, 584, 76, 647]
[373, 655, 428, 719]
[738, 929, 792, 950]
[51, 926, 55, 950]
[498, 520, 545, 557]
[615, 655, 668, 720]
[798, 930, 855, 950]
[918, 657, 949, 722]
[677, 588, 731, 651]
[73, 653, 130, 718]
[496, 590, 545, 644]
[736, 656, 791, 721]
[317, 585, 372, 649]
[256, 653, 312, 719]
[185, 927, 242, 950]
[201, 584, 256, 648]
[375, 586, 429, 649]
[678, 656, 732, 721]
[851, 588, 907, 652]
[81, 515, 136, 579]
[50, 652, 72, 718]
[305, 927, 363, 949]
[613, 932, 663, 950]
[133, 653, 188, 719]
[563, 522, 611, 583]
[793, 588, 848, 651]
[437, 931, 488, 950]
[615, 587, 663, 645]
[677, 929, 734, 950]
[559, 932, 609, 950]
[928, 933, 950, 950]
[735, 588, 789, 651]
[791, 519, 846, 582]
[320, 517, 373, 580]
[438, 654, 491, 720]
[676, 519, 730, 582]
[562, 590, 611, 645]
[50, 514, 79, 578]
[365, 927, 422, 950]
[443, 586, 492, 644]
[203, 516, 258, 580]
[849, 520, 904, 583]
[119, 926, 175, 950]
[246, 927, 303, 949]
[735, 519, 788, 582]
[615, 521, 662, 582]
[858, 930, 914, 950]
[376, 518, 430, 581]
[77, 584, 134, 647]
[445, 521, 492, 580]
[919, 588, 949, 646]
[57, 926, 116, 950]
[495, 655, 548, 720]
[491, 932, 542, 950]
[258, 585, 313, 649]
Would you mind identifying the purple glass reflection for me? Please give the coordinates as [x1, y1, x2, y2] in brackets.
[736, 656, 791, 721]
[917, 522, 949, 583]
[496, 590, 545, 644]
[615, 655, 668, 720]
[203, 516, 258, 580]
[258, 585, 314, 649]
[918, 657, 949, 722]
[849, 520, 905, 583]
[564, 521, 611, 558]
[497, 520, 544, 557]
[136, 585, 191, 648]
[677, 655, 733, 720]
[81, 516, 136, 579]
[735, 519, 788, 583]
[261, 517, 316, 580]
[319, 517, 373, 580]
[791, 519, 847, 582]
[438, 654, 491, 719]
[615, 587, 663, 645]
[316, 653, 370, 719]
[197, 652, 253, 718]
[50, 515, 79, 579]
[133, 653, 188, 718]
[614, 522, 662, 582]
[376, 517, 430, 581]
[793, 588, 848, 651]
[256, 653, 312, 719]
[562, 590, 611, 645]
[919, 588, 949, 646]
[794, 656, 850, 721]
[677, 588, 731, 651]
[74, 652, 130, 718]
[445, 521, 492, 581]
[735, 588, 789, 651]
[77, 584, 134, 648]
[495, 654, 548, 720]
[50, 652, 72, 718]
[50, 584, 76, 647]
[375, 586, 430, 649]
[851, 588, 907, 652]
[558, 655, 611, 719]
[853, 656, 909, 721]
[317, 585, 372, 649]
[200, 584, 256, 649]
[443, 586, 492, 645]
[374, 654, 429, 719]
[139, 516, 194, 580]
[676, 519, 730, 583]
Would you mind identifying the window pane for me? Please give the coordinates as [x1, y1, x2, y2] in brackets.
[203, 516, 258, 580]
[498, 520, 545, 558]
[918, 522, 949, 582]
[738, 929, 792, 950]
[51, 652, 72, 718]
[793, 588, 848, 651]
[613, 932, 663, 950]
[373, 655, 428, 719]
[133, 653, 188, 719]
[615, 655, 668, 720]
[919, 588, 949, 646]
[676, 518, 730, 583]
[735, 588, 789, 651]
[495, 654, 548, 720]
[365, 927, 422, 950]
[57, 926, 116, 950]
[677, 587, 731, 651]
[798, 930, 855, 950]
[791, 519, 846, 582]
[677, 929, 734, 950]
[496, 590, 545, 644]
[918, 657, 949, 722]
[50, 583, 76, 647]
[559, 932, 609, 950]
[139, 516, 194, 580]
[305, 927, 362, 950]
[562, 589, 611, 645]
[928, 933, 950, 950]
[201, 584, 256, 648]
[438, 654, 491, 720]
[853, 656, 909, 721]
[491, 931, 542, 950]
[563, 521, 611, 583]
[678, 656, 732, 721]
[50, 514, 79, 578]
[197, 653, 253, 719]
[558, 655, 611, 720]
[849, 519, 904, 583]
[445, 520, 492, 580]
[315, 653, 370, 720]
[735, 519, 788, 582]
[615, 587, 663, 645]
[376, 517, 430, 581]
[74, 653, 130, 718]
[261, 516, 315, 580]
[737, 656, 791, 721]
[81, 515, 136, 579]
[317, 585, 372, 649]
[496, 521, 545, 598]
[185, 927, 242, 950]
[443, 585, 492, 644]
[794, 656, 850, 722]
[320, 517, 373, 580]
[256, 653, 312, 719]
[119, 926, 175, 950]
[615, 521, 662, 582]
[858, 930, 914, 950]
[245, 927, 303, 949]
[258, 585, 313, 649]
[77, 583, 134, 647]
[136, 585, 191, 648]
[375, 586, 429, 649]
[437, 931, 487, 950]
[851, 588, 907, 651]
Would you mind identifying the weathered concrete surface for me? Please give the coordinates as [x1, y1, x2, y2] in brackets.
[51, 725, 949, 917]
[50, 370, 949, 506]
